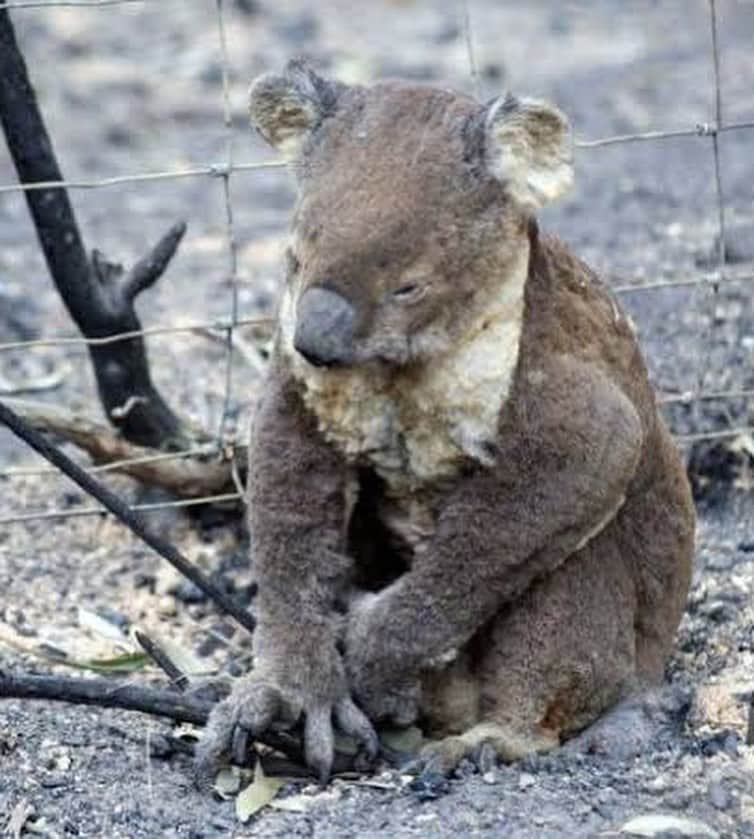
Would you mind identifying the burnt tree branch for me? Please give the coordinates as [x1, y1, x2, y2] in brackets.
[0, 9, 193, 449]
[6, 399, 242, 498]
[0, 670, 361, 775]
[0, 399, 256, 636]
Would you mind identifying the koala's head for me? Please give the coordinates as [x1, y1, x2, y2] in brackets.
[250, 60, 573, 369]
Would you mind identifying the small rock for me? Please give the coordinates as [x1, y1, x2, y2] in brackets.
[234, 0, 258, 14]
[708, 780, 731, 810]
[699, 729, 739, 757]
[696, 221, 754, 267]
[705, 552, 734, 571]
[169, 579, 206, 605]
[432, 21, 460, 43]
[156, 596, 177, 618]
[408, 772, 450, 801]
[273, 12, 318, 45]
[482, 770, 497, 785]
[619, 813, 719, 837]
[148, 734, 175, 759]
[645, 774, 668, 793]
[39, 772, 70, 789]
[518, 772, 536, 790]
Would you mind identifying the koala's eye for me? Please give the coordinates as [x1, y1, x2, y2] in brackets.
[391, 283, 427, 304]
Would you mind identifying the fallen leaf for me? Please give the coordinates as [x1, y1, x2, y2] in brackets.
[235, 763, 285, 823]
[5, 799, 32, 839]
[76, 652, 150, 674]
[77, 608, 129, 646]
[379, 726, 424, 755]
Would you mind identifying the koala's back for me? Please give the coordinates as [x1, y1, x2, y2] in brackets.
[510, 230, 694, 678]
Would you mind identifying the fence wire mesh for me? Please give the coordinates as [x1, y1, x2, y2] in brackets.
[0, 0, 753, 526]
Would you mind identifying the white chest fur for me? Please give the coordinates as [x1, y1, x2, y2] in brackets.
[278, 257, 528, 494]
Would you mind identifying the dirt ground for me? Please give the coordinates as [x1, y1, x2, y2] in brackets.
[1, 1, 754, 836]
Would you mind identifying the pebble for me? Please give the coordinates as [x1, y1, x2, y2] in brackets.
[708, 780, 731, 810]
[619, 813, 718, 837]
[408, 772, 450, 801]
[156, 596, 177, 618]
[518, 772, 536, 790]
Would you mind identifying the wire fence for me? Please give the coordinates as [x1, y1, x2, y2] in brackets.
[0, 0, 753, 527]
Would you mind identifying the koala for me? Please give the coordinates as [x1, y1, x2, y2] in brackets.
[197, 60, 695, 783]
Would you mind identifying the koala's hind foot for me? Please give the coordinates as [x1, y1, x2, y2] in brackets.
[407, 722, 559, 776]
[413, 527, 642, 777]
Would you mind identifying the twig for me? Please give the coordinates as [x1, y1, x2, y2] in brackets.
[0, 669, 358, 774]
[133, 630, 190, 690]
[0, 668, 211, 724]
[0, 399, 256, 636]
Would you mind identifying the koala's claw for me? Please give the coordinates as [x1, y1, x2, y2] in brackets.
[194, 678, 379, 787]
[404, 735, 489, 778]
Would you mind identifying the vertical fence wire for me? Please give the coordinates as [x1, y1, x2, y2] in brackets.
[692, 0, 729, 423]
[460, 0, 481, 100]
[214, 0, 241, 448]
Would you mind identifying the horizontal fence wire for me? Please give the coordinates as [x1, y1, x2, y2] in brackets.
[0, 492, 243, 526]
[1, 0, 754, 528]
[1, 121, 753, 196]
[0, 160, 284, 194]
[0, 0, 144, 8]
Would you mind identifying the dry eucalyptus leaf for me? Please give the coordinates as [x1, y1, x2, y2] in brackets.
[6, 799, 32, 839]
[379, 725, 424, 755]
[77, 608, 129, 646]
[235, 763, 285, 823]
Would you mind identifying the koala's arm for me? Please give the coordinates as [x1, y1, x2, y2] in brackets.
[346, 357, 644, 716]
[247, 362, 350, 660]
[197, 359, 377, 784]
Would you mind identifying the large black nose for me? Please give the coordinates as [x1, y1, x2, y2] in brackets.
[294, 287, 355, 367]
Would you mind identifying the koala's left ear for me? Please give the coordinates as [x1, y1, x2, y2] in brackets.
[483, 93, 574, 210]
[249, 60, 342, 159]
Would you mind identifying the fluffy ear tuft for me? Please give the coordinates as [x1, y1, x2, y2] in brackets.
[483, 93, 573, 210]
[249, 60, 341, 159]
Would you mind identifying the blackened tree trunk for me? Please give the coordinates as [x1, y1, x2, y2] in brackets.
[0, 8, 193, 449]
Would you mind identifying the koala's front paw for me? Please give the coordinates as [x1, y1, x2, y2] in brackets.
[345, 593, 421, 728]
[194, 672, 378, 787]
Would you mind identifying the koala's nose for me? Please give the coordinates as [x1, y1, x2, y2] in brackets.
[294, 287, 356, 368]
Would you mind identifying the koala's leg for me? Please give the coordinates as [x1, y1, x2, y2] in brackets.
[412, 524, 638, 775]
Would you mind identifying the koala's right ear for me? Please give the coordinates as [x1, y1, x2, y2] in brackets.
[249, 60, 342, 159]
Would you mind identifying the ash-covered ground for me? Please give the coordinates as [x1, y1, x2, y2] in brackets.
[1, 1, 753, 836]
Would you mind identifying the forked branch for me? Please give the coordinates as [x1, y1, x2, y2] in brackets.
[0, 9, 197, 450]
